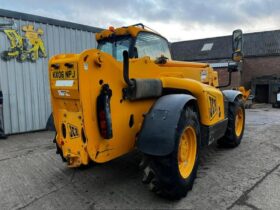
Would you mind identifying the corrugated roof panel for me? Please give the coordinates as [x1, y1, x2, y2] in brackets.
[0, 8, 102, 33]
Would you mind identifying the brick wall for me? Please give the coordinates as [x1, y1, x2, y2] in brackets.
[213, 68, 240, 89]
[242, 56, 280, 88]
[210, 56, 280, 90]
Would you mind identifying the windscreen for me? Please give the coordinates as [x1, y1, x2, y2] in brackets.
[135, 32, 171, 60]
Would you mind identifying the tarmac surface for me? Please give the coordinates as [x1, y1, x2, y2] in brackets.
[0, 105, 280, 209]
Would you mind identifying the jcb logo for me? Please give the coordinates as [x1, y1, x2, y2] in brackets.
[208, 95, 217, 120]
[68, 124, 79, 138]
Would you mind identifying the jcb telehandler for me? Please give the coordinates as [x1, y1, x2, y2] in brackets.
[49, 24, 245, 199]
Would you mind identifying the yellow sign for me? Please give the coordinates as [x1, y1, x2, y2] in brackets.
[0, 24, 47, 62]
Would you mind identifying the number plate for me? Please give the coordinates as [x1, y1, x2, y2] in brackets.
[52, 69, 77, 79]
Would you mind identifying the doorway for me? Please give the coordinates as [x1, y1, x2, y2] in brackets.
[255, 84, 269, 103]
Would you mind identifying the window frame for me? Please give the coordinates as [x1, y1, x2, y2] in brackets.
[97, 31, 171, 61]
[133, 31, 171, 60]
[97, 35, 133, 61]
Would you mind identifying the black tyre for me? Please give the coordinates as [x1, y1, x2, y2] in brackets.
[0, 127, 7, 139]
[218, 97, 245, 147]
[141, 107, 201, 200]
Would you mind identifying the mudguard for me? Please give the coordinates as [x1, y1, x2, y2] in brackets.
[223, 90, 242, 102]
[136, 94, 196, 156]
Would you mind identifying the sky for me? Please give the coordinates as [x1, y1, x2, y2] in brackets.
[0, 0, 280, 42]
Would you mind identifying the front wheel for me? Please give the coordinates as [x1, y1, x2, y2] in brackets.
[218, 97, 245, 147]
[141, 107, 200, 200]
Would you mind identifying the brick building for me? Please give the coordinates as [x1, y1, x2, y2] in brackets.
[171, 30, 280, 102]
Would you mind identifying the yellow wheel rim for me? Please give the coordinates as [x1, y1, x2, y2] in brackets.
[235, 107, 244, 137]
[178, 126, 197, 179]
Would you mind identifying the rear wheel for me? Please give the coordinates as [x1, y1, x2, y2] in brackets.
[218, 97, 245, 147]
[141, 107, 200, 200]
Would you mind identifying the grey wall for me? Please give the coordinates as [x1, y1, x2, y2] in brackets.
[0, 17, 97, 134]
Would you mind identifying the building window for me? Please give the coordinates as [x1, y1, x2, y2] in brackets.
[201, 43, 214, 51]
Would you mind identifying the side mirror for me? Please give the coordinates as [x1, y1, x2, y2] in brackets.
[232, 29, 243, 62]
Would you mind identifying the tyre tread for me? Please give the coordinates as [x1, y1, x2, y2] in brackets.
[141, 107, 200, 200]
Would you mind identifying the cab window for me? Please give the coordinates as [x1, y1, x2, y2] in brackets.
[98, 36, 131, 61]
[135, 32, 171, 60]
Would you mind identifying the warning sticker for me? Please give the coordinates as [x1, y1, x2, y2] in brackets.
[57, 90, 70, 97]
[84, 62, 88, 70]
[201, 70, 208, 81]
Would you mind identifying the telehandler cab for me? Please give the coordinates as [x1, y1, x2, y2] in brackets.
[49, 24, 245, 199]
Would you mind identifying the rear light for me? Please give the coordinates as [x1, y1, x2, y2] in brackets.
[61, 123, 66, 138]
[97, 84, 113, 139]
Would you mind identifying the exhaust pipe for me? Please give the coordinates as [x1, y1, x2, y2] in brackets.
[123, 51, 133, 87]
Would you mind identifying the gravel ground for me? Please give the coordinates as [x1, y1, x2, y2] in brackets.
[0, 105, 280, 210]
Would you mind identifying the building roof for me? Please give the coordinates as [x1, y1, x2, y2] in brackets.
[171, 30, 280, 61]
[0, 8, 103, 33]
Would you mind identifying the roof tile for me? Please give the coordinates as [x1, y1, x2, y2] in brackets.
[171, 30, 280, 61]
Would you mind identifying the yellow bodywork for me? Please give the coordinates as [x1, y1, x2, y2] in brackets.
[96, 25, 149, 41]
[49, 25, 228, 167]
[49, 49, 225, 167]
[239, 86, 251, 102]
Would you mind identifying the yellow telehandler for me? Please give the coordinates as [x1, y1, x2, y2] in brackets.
[49, 24, 245, 199]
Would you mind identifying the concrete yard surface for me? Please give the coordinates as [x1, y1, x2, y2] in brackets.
[0, 106, 280, 209]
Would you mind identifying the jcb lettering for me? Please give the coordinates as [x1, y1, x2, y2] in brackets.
[209, 95, 217, 119]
